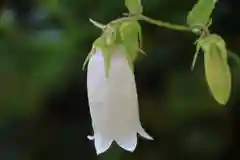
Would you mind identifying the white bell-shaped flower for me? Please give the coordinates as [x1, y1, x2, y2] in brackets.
[87, 45, 153, 155]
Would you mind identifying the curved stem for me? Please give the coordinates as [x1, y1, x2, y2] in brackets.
[109, 16, 138, 25]
[139, 15, 191, 32]
[228, 50, 240, 64]
[109, 14, 191, 33]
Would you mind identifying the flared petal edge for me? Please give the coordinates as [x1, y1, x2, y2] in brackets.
[138, 126, 154, 140]
[115, 133, 138, 152]
[88, 133, 113, 155]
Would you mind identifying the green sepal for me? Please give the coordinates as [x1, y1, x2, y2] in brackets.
[187, 0, 217, 27]
[82, 46, 96, 71]
[93, 37, 114, 78]
[89, 18, 105, 30]
[104, 26, 118, 46]
[82, 35, 114, 79]
[119, 20, 142, 72]
[123, 48, 135, 72]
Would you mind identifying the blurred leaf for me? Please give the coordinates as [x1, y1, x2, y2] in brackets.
[0, 9, 15, 29]
[42, 0, 60, 13]
[125, 0, 143, 14]
[0, 29, 74, 120]
[187, 0, 217, 27]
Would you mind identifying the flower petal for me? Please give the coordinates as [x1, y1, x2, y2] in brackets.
[138, 126, 154, 140]
[87, 135, 94, 140]
[107, 46, 152, 150]
[108, 46, 140, 132]
[87, 48, 109, 133]
[87, 48, 117, 155]
[94, 133, 113, 155]
[115, 133, 137, 152]
[87, 45, 153, 154]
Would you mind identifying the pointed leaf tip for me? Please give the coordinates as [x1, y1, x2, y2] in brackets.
[83, 47, 96, 71]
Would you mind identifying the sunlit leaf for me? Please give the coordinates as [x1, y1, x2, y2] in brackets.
[125, 0, 143, 14]
[187, 0, 217, 27]
[199, 35, 231, 105]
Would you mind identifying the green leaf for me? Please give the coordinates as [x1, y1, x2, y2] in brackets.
[199, 35, 231, 105]
[125, 0, 143, 14]
[187, 0, 217, 27]
[42, 0, 60, 13]
[0, 9, 15, 29]
[119, 21, 141, 71]
[199, 34, 228, 61]
[204, 45, 231, 105]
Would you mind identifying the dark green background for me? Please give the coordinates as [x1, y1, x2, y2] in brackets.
[0, 0, 239, 159]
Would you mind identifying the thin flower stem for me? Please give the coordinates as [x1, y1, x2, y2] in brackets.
[139, 15, 191, 32]
[109, 14, 191, 33]
[108, 14, 240, 63]
[228, 50, 240, 64]
[109, 16, 137, 25]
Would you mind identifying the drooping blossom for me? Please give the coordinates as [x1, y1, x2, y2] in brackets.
[87, 45, 153, 155]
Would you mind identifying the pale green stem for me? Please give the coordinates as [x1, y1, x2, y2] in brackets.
[109, 16, 138, 25]
[228, 50, 240, 64]
[108, 14, 240, 63]
[109, 14, 191, 32]
[139, 15, 191, 32]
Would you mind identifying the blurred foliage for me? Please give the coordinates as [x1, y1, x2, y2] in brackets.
[0, 0, 240, 159]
